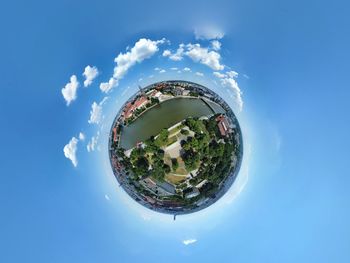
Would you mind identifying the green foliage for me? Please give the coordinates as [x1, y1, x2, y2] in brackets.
[150, 97, 160, 104]
[132, 156, 149, 178]
[130, 147, 146, 163]
[171, 158, 179, 171]
[180, 129, 189, 135]
[155, 128, 169, 147]
[182, 149, 200, 171]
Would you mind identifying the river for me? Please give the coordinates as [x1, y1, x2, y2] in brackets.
[120, 97, 223, 149]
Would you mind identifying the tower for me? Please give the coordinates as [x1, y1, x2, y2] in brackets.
[138, 85, 146, 97]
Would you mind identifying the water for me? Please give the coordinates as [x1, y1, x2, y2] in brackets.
[120, 98, 213, 149]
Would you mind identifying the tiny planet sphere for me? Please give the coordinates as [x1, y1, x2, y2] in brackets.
[109, 80, 243, 215]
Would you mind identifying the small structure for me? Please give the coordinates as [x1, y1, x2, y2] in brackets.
[157, 181, 176, 194]
[113, 127, 118, 142]
[185, 187, 200, 199]
[216, 114, 230, 137]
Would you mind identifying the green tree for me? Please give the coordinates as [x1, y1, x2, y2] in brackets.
[171, 158, 179, 171]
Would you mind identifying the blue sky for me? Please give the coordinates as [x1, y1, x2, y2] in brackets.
[1, 0, 350, 262]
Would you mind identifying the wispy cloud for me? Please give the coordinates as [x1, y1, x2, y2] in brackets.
[220, 77, 243, 112]
[213, 71, 226, 78]
[183, 239, 197, 245]
[63, 137, 79, 167]
[79, 132, 85, 141]
[211, 40, 221, 51]
[194, 26, 224, 40]
[87, 132, 99, 152]
[88, 97, 108, 125]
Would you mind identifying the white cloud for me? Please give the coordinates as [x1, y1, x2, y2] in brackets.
[154, 67, 161, 71]
[162, 50, 171, 57]
[88, 102, 102, 125]
[183, 67, 191, 72]
[213, 71, 226, 78]
[186, 43, 224, 70]
[195, 72, 204, 77]
[162, 44, 185, 61]
[170, 67, 178, 71]
[211, 40, 221, 51]
[83, 65, 99, 87]
[100, 38, 166, 93]
[61, 75, 79, 106]
[63, 137, 79, 167]
[226, 70, 238, 78]
[194, 26, 224, 40]
[159, 69, 166, 73]
[220, 77, 243, 111]
[183, 239, 197, 245]
[99, 77, 118, 93]
[87, 132, 99, 152]
[79, 132, 85, 141]
[88, 97, 108, 125]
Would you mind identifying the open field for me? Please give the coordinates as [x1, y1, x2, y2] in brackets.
[165, 173, 187, 184]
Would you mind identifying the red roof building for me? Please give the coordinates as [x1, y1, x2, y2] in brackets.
[123, 96, 149, 119]
[113, 127, 117, 142]
[216, 115, 230, 137]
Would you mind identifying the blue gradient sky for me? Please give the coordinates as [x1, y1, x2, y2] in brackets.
[1, 0, 350, 262]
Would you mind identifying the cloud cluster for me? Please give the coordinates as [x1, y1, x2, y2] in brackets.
[83, 65, 99, 87]
[100, 38, 166, 93]
[186, 43, 224, 70]
[62, 28, 247, 172]
[163, 43, 224, 71]
[61, 75, 79, 106]
[162, 44, 185, 61]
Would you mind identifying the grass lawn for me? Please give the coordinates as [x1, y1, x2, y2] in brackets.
[165, 173, 187, 184]
[168, 124, 185, 136]
[175, 157, 189, 175]
[166, 135, 178, 146]
[163, 153, 172, 166]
